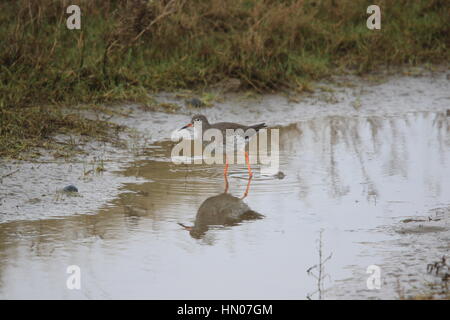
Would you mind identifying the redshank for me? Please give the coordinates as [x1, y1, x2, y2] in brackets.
[180, 114, 266, 178]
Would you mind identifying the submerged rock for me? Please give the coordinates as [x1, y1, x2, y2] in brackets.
[63, 185, 78, 193]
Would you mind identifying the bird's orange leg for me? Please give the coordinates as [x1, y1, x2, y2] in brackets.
[245, 151, 253, 178]
[224, 155, 229, 175]
[241, 152, 253, 199]
[241, 175, 253, 199]
[224, 156, 229, 193]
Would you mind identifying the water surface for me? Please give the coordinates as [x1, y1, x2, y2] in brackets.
[1, 111, 449, 299]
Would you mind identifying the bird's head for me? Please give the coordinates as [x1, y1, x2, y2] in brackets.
[179, 114, 209, 130]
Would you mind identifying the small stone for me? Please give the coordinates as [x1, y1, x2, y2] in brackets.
[63, 185, 78, 193]
[185, 98, 206, 108]
[446, 109, 450, 117]
[274, 171, 286, 179]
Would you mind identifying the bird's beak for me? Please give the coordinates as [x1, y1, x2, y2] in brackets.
[179, 123, 193, 131]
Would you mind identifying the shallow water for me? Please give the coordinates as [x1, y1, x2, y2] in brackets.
[0, 110, 449, 299]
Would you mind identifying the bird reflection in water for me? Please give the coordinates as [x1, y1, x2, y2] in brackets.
[179, 175, 263, 239]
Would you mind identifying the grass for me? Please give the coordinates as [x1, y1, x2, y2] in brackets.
[1, 0, 449, 157]
[0, 105, 118, 158]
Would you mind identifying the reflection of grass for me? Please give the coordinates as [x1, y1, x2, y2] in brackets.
[1, 0, 449, 157]
[399, 255, 449, 300]
[409, 290, 449, 300]
[82, 157, 107, 180]
[127, 129, 151, 157]
[403, 283, 449, 300]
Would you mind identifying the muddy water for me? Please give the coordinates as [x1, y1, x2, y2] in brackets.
[0, 110, 449, 299]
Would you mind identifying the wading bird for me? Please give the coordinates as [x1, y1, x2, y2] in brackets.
[179, 114, 266, 179]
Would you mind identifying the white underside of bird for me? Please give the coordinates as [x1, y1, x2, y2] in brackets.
[192, 127, 251, 154]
